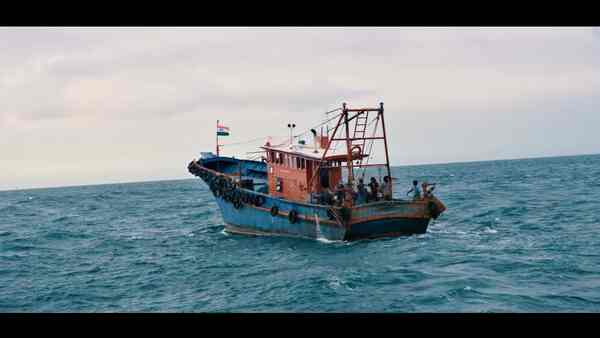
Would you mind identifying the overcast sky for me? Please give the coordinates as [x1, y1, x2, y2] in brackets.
[2, 27, 599, 190]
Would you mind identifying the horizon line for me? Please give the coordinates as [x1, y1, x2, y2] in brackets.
[1, 151, 598, 193]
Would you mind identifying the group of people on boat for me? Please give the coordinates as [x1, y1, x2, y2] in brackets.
[311, 177, 437, 206]
[407, 180, 436, 200]
[355, 176, 394, 204]
[312, 175, 394, 206]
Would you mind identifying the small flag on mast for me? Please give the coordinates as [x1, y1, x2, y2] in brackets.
[217, 124, 230, 136]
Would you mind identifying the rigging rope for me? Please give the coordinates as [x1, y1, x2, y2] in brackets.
[292, 111, 342, 141]
[221, 135, 287, 147]
[220, 108, 343, 148]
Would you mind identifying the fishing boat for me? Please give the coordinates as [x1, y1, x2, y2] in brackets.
[187, 102, 446, 241]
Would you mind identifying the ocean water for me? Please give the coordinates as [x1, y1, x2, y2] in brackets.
[2, 154, 600, 312]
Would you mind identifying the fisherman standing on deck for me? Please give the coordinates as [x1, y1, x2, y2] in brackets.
[356, 178, 368, 204]
[407, 180, 421, 200]
[368, 177, 379, 202]
[381, 176, 393, 201]
[334, 183, 345, 206]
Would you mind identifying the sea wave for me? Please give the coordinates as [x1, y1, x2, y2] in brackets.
[1, 155, 600, 312]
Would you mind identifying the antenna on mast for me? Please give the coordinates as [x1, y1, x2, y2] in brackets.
[287, 123, 296, 147]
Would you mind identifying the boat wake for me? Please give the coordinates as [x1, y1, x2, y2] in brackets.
[314, 214, 336, 243]
[316, 236, 339, 244]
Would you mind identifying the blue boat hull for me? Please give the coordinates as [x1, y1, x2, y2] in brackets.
[215, 191, 347, 241]
[189, 158, 436, 241]
[216, 196, 431, 241]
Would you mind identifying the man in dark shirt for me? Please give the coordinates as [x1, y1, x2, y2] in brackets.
[407, 180, 421, 200]
[368, 177, 379, 202]
[334, 183, 345, 206]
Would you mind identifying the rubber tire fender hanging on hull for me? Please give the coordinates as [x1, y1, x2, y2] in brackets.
[270, 205, 279, 217]
[288, 209, 299, 224]
[254, 195, 266, 207]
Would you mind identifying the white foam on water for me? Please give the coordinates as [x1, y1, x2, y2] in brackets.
[416, 233, 431, 240]
[317, 236, 338, 244]
[327, 276, 343, 289]
[483, 227, 498, 234]
[315, 214, 324, 240]
[220, 229, 230, 236]
[314, 213, 339, 244]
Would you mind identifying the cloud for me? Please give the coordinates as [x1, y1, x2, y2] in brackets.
[1, 27, 599, 190]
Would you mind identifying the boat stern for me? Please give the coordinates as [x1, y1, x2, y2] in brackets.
[343, 198, 443, 240]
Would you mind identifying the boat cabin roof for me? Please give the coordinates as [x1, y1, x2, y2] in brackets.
[261, 143, 365, 162]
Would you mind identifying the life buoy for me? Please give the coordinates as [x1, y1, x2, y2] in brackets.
[288, 209, 299, 224]
[255, 195, 266, 207]
[270, 205, 279, 216]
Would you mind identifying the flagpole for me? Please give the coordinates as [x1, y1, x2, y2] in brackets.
[216, 120, 220, 173]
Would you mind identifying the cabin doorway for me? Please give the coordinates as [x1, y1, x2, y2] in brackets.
[319, 168, 330, 189]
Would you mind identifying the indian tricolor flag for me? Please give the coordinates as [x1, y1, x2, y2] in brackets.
[217, 124, 230, 136]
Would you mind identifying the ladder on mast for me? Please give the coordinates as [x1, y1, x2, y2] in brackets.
[352, 111, 371, 171]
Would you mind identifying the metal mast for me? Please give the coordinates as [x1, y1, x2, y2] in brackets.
[307, 102, 392, 201]
[379, 102, 392, 180]
[342, 103, 354, 186]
